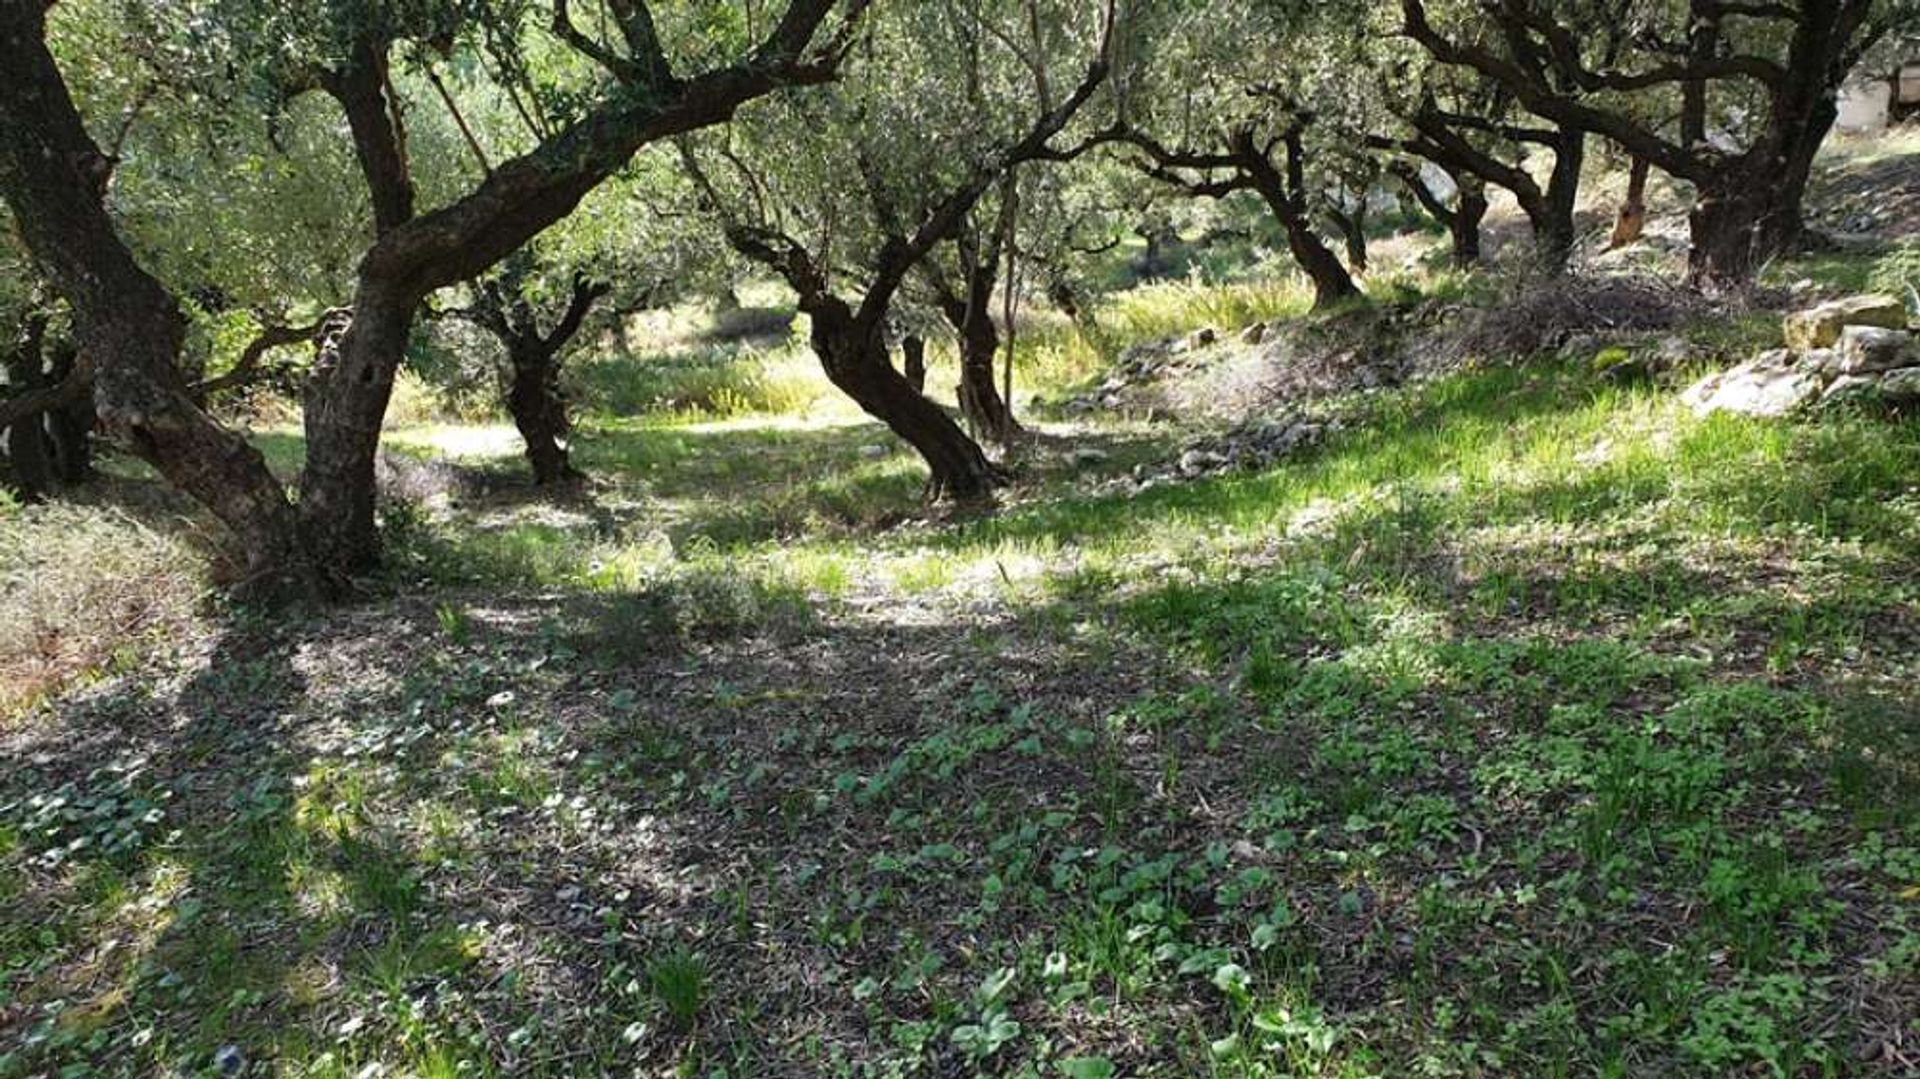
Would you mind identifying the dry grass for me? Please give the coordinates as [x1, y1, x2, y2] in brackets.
[0, 500, 208, 719]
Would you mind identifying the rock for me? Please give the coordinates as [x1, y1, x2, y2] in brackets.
[1070, 448, 1110, 467]
[1880, 367, 1920, 401]
[1682, 350, 1824, 417]
[1187, 326, 1219, 350]
[1654, 336, 1694, 368]
[1178, 448, 1227, 475]
[1820, 374, 1883, 406]
[1239, 322, 1268, 346]
[857, 443, 890, 460]
[1836, 325, 1914, 375]
[1802, 348, 1842, 377]
[1783, 293, 1907, 350]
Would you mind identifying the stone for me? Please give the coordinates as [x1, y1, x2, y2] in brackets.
[857, 443, 890, 460]
[1187, 326, 1219, 350]
[1783, 293, 1907, 350]
[1836, 325, 1914, 375]
[1178, 448, 1227, 475]
[1802, 348, 1842, 377]
[1239, 322, 1268, 345]
[1682, 351, 1824, 417]
[1819, 375, 1883, 407]
[1070, 448, 1110, 467]
[1880, 367, 1920, 401]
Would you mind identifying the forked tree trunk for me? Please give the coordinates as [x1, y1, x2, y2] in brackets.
[1239, 140, 1361, 310]
[505, 340, 582, 485]
[811, 301, 1000, 500]
[1452, 181, 1488, 267]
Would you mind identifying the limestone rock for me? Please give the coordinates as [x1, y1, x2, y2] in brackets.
[1880, 367, 1920, 401]
[1682, 350, 1823, 417]
[1187, 326, 1219, 350]
[1836, 325, 1914, 375]
[1783, 294, 1907, 350]
[1239, 322, 1268, 346]
[1820, 374, 1883, 406]
[1802, 348, 1842, 377]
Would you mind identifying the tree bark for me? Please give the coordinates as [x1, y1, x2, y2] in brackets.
[0, 2, 318, 595]
[2, 347, 54, 500]
[1610, 153, 1650, 249]
[1535, 126, 1585, 274]
[505, 339, 580, 485]
[1688, 73, 1836, 284]
[812, 300, 1000, 501]
[299, 293, 412, 574]
[296, 1, 853, 573]
[940, 265, 1019, 443]
[899, 334, 927, 393]
[44, 343, 91, 485]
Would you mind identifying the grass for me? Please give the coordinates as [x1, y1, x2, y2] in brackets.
[4, 137, 1920, 1078]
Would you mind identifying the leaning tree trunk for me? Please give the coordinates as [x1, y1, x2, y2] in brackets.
[1281, 217, 1362, 311]
[811, 302, 1000, 501]
[0, 1, 318, 595]
[1327, 204, 1369, 275]
[505, 339, 582, 485]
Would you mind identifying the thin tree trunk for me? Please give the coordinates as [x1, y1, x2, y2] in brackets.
[899, 334, 927, 393]
[1452, 180, 1487, 267]
[943, 265, 1019, 443]
[1534, 126, 1585, 274]
[1610, 154, 1650, 249]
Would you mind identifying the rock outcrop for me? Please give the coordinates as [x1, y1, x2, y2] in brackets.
[1683, 296, 1918, 417]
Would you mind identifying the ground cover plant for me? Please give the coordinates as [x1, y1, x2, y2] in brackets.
[4, 1, 1920, 1076]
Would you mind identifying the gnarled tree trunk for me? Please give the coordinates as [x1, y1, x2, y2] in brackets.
[812, 300, 1000, 501]
[0, 2, 319, 595]
[505, 341, 581, 485]
[299, 292, 414, 574]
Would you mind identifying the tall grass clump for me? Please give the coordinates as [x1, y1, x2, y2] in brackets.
[575, 340, 831, 421]
[0, 502, 209, 716]
[1097, 277, 1312, 345]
